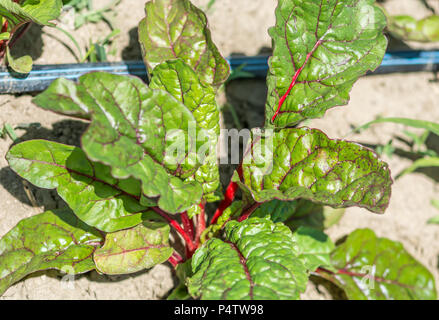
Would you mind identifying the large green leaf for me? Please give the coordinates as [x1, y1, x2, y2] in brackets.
[188, 217, 308, 300]
[138, 0, 230, 88]
[150, 59, 221, 201]
[319, 229, 437, 300]
[252, 199, 345, 230]
[93, 222, 173, 275]
[234, 128, 392, 213]
[0, 208, 102, 296]
[292, 226, 334, 272]
[33, 72, 208, 214]
[31, 77, 92, 120]
[0, 0, 62, 32]
[6, 140, 159, 232]
[150, 59, 220, 136]
[266, 0, 387, 128]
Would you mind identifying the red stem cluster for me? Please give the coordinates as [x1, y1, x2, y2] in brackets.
[162, 163, 261, 268]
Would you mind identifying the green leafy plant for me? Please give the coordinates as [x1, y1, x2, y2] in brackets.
[63, 0, 120, 29]
[1, 0, 437, 300]
[0, 0, 63, 73]
[57, 0, 120, 63]
[387, 13, 439, 42]
[354, 117, 439, 228]
[354, 117, 439, 179]
[376, 1, 439, 42]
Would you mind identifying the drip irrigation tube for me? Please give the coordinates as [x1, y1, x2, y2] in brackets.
[0, 50, 439, 94]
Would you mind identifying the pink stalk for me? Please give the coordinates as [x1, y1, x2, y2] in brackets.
[210, 166, 243, 225]
[195, 203, 206, 246]
[151, 207, 196, 253]
[237, 202, 261, 222]
[271, 39, 323, 123]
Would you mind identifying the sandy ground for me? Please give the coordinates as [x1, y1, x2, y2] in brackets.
[1, 0, 439, 299]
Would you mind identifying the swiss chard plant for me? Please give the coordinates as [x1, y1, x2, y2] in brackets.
[0, 0, 437, 300]
[386, 11, 439, 42]
[375, 1, 439, 43]
[0, 0, 63, 73]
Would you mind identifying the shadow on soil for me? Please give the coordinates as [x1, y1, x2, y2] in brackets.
[10, 24, 44, 63]
[0, 120, 88, 211]
[122, 27, 143, 61]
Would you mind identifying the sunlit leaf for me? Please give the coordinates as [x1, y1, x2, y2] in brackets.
[188, 217, 308, 300]
[94, 222, 173, 275]
[266, 0, 387, 128]
[234, 128, 392, 214]
[138, 0, 230, 88]
[7, 140, 158, 232]
[0, 208, 102, 296]
[318, 229, 437, 300]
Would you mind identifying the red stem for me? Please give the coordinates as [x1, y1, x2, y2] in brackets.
[237, 202, 261, 222]
[316, 267, 389, 283]
[0, 20, 8, 55]
[151, 207, 196, 253]
[168, 256, 178, 268]
[210, 166, 243, 225]
[181, 211, 195, 258]
[181, 211, 194, 240]
[195, 203, 206, 246]
[271, 39, 323, 123]
[1, 20, 8, 33]
[168, 251, 184, 268]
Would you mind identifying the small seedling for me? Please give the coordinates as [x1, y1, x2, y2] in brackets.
[354, 117, 439, 179]
[0, 0, 63, 73]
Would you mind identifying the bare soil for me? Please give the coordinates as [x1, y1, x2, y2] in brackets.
[1, 0, 439, 299]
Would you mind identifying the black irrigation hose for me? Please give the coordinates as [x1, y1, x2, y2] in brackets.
[1, 50, 439, 94]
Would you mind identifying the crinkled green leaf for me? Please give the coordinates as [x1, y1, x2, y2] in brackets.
[388, 15, 439, 42]
[138, 0, 230, 88]
[0, 208, 102, 296]
[188, 217, 308, 300]
[150, 59, 220, 135]
[6, 140, 159, 232]
[266, 0, 387, 128]
[6, 47, 32, 74]
[33, 72, 208, 214]
[150, 59, 221, 201]
[252, 199, 345, 230]
[320, 229, 437, 300]
[93, 222, 173, 275]
[234, 128, 392, 213]
[292, 226, 334, 272]
[0, 0, 62, 31]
